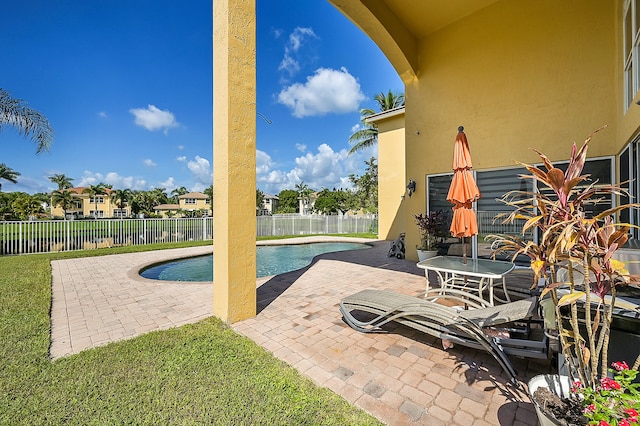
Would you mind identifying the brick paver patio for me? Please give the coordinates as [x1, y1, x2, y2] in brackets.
[50, 237, 548, 425]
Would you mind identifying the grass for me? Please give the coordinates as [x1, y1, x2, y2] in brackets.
[0, 237, 382, 425]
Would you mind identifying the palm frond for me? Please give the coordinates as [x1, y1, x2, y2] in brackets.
[0, 88, 54, 154]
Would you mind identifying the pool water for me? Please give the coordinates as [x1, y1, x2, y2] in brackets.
[140, 242, 370, 281]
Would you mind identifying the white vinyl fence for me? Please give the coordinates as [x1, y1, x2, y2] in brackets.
[0, 218, 213, 255]
[0, 214, 378, 255]
[256, 214, 378, 237]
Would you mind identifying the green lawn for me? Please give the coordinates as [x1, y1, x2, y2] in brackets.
[0, 239, 382, 425]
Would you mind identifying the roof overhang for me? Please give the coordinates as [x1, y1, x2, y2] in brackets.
[365, 106, 405, 125]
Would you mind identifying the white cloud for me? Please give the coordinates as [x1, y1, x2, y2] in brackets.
[159, 177, 177, 192]
[143, 159, 157, 167]
[187, 155, 212, 187]
[129, 105, 179, 133]
[256, 150, 275, 175]
[278, 27, 317, 78]
[98, 111, 108, 119]
[256, 143, 372, 194]
[295, 143, 307, 152]
[77, 171, 147, 191]
[277, 67, 365, 118]
[289, 27, 315, 51]
[176, 156, 187, 162]
[177, 145, 185, 150]
[279, 55, 299, 77]
[6, 175, 48, 194]
[351, 123, 361, 133]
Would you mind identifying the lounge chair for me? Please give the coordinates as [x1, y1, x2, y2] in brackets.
[339, 288, 549, 386]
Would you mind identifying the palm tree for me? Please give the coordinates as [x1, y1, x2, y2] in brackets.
[0, 88, 54, 154]
[295, 181, 314, 214]
[12, 194, 43, 220]
[109, 188, 131, 218]
[129, 190, 145, 216]
[0, 163, 20, 192]
[48, 174, 73, 190]
[82, 183, 109, 219]
[203, 184, 213, 200]
[348, 90, 405, 155]
[51, 189, 75, 220]
[148, 188, 168, 209]
[170, 186, 188, 202]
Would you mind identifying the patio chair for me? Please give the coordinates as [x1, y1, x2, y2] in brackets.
[339, 288, 549, 386]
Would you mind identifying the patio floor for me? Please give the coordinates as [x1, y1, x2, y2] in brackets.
[50, 237, 549, 425]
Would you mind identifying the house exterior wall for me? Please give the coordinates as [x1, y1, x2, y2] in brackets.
[402, 1, 620, 257]
[179, 197, 211, 212]
[50, 190, 131, 219]
[374, 112, 406, 240]
[332, 0, 638, 260]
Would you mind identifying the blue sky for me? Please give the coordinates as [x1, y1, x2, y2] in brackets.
[2, 1, 402, 196]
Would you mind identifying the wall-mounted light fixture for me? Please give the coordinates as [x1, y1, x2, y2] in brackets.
[406, 178, 416, 197]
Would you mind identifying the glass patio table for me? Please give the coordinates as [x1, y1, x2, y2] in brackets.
[416, 255, 516, 305]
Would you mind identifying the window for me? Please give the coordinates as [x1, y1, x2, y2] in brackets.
[476, 167, 531, 237]
[184, 198, 196, 205]
[90, 210, 104, 218]
[426, 157, 613, 258]
[624, 0, 640, 109]
[620, 137, 640, 240]
[89, 196, 104, 204]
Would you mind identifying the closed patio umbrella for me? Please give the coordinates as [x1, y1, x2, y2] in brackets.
[446, 126, 480, 263]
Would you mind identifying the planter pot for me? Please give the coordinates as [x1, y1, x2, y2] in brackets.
[528, 374, 571, 426]
[417, 249, 438, 261]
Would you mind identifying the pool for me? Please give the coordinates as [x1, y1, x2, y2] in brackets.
[140, 242, 370, 281]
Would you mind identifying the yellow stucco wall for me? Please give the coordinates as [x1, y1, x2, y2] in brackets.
[403, 1, 620, 255]
[332, 0, 640, 260]
[374, 111, 406, 241]
[213, 0, 257, 322]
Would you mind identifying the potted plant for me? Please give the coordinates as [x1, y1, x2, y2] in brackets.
[413, 210, 444, 261]
[488, 128, 640, 425]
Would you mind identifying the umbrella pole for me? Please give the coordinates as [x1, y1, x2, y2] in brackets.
[462, 237, 467, 264]
[462, 237, 469, 309]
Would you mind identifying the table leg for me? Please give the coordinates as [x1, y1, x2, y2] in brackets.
[500, 277, 511, 302]
[488, 278, 494, 305]
[425, 271, 430, 297]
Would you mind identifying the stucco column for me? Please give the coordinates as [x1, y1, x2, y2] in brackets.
[213, 0, 257, 322]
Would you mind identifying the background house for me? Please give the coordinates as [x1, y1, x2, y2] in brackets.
[258, 193, 279, 215]
[50, 187, 130, 219]
[298, 192, 317, 215]
[154, 192, 211, 217]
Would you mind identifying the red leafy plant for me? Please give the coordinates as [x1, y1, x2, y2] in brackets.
[487, 128, 640, 420]
[413, 211, 445, 251]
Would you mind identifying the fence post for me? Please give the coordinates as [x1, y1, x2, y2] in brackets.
[19, 222, 23, 254]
